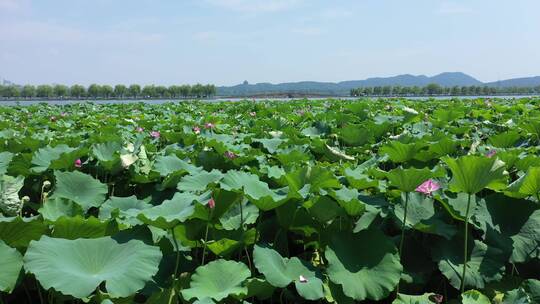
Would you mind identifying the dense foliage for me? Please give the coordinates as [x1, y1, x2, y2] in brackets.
[0, 83, 216, 100]
[0, 98, 539, 303]
[350, 84, 540, 97]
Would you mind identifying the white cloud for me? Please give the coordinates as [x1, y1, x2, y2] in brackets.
[291, 27, 325, 36]
[204, 0, 302, 13]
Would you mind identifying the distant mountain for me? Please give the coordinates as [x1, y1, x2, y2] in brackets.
[485, 76, 540, 88]
[217, 72, 539, 96]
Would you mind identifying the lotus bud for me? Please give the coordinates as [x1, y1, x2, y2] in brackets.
[21, 196, 30, 203]
[43, 180, 52, 190]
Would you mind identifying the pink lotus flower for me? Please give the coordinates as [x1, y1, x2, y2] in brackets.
[136, 127, 144, 132]
[208, 198, 215, 209]
[249, 112, 256, 117]
[150, 131, 160, 139]
[74, 159, 82, 168]
[204, 122, 215, 129]
[299, 275, 308, 283]
[429, 294, 444, 304]
[486, 150, 497, 158]
[61, 112, 67, 117]
[415, 179, 441, 196]
[224, 151, 237, 160]
[193, 126, 201, 134]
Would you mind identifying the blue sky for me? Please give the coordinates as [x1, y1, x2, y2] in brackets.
[1, 0, 539, 86]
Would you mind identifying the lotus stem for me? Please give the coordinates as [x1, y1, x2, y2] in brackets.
[201, 222, 210, 265]
[170, 228, 180, 279]
[397, 192, 409, 294]
[460, 193, 472, 293]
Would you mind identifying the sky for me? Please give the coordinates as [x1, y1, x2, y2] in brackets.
[1, 0, 539, 86]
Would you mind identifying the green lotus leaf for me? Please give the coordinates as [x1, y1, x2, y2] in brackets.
[385, 167, 433, 192]
[380, 141, 427, 163]
[488, 131, 521, 148]
[50, 171, 108, 212]
[443, 155, 507, 194]
[0, 240, 23, 292]
[245, 277, 275, 300]
[31, 144, 76, 173]
[99, 196, 152, 226]
[461, 290, 491, 304]
[39, 197, 83, 221]
[51, 216, 117, 239]
[137, 192, 199, 229]
[219, 200, 259, 230]
[433, 238, 506, 290]
[0, 151, 13, 175]
[472, 194, 540, 263]
[177, 169, 224, 192]
[284, 166, 341, 193]
[507, 166, 540, 197]
[153, 154, 201, 176]
[253, 138, 285, 153]
[92, 142, 121, 164]
[394, 192, 456, 239]
[502, 288, 530, 304]
[339, 124, 372, 146]
[24, 236, 162, 298]
[392, 293, 438, 304]
[522, 279, 540, 303]
[325, 230, 402, 301]
[220, 170, 288, 210]
[330, 187, 366, 216]
[181, 259, 251, 301]
[0, 216, 48, 248]
[0, 175, 24, 216]
[253, 244, 324, 300]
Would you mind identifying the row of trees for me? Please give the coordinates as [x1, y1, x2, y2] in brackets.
[0, 84, 217, 99]
[350, 83, 540, 97]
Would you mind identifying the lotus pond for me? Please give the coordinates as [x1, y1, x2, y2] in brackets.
[0, 98, 539, 303]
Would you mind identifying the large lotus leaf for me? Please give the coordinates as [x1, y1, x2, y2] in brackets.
[443, 156, 507, 194]
[461, 290, 491, 304]
[392, 293, 438, 304]
[253, 244, 324, 300]
[31, 144, 76, 173]
[137, 192, 199, 229]
[51, 216, 117, 239]
[507, 167, 540, 197]
[0, 240, 23, 292]
[181, 259, 251, 301]
[50, 171, 108, 211]
[433, 238, 506, 290]
[24, 236, 162, 298]
[330, 187, 366, 216]
[220, 170, 288, 210]
[414, 137, 459, 162]
[472, 194, 540, 262]
[393, 192, 456, 239]
[379, 141, 427, 163]
[253, 138, 285, 153]
[207, 228, 257, 258]
[39, 197, 83, 221]
[385, 167, 433, 192]
[92, 142, 121, 163]
[245, 277, 275, 300]
[502, 288, 530, 304]
[0, 151, 13, 175]
[522, 279, 540, 303]
[0, 175, 24, 216]
[219, 200, 259, 230]
[339, 124, 372, 146]
[438, 192, 480, 221]
[284, 166, 341, 193]
[99, 196, 152, 226]
[488, 131, 521, 148]
[325, 230, 402, 301]
[0, 216, 48, 248]
[177, 170, 224, 192]
[153, 154, 201, 176]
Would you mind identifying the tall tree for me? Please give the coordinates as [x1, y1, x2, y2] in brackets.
[36, 85, 53, 98]
[114, 85, 127, 98]
[88, 84, 101, 99]
[128, 84, 141, 98]
[21, 85, 36, 98]
[53, 84, 69, 98]
[70, 85, 86, 98]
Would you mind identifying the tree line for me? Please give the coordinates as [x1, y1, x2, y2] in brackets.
[0, 83, 217, 99]
[350, 83, 540, 97]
